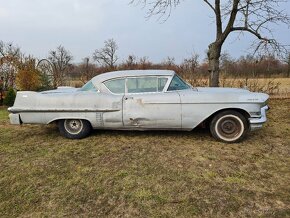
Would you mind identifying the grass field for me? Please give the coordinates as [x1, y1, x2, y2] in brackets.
[0, 99, 290, 217]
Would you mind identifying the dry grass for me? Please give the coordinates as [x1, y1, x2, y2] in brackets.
[0, 99, 290, 217]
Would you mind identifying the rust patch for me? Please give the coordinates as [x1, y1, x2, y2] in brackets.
[136, 99, 144, 105]
[129, 117, 150, 126]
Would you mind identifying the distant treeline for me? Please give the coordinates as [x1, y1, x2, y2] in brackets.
[0, 39, 289, 93]
[70, 54, 290, 84]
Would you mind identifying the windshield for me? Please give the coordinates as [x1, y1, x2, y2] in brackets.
[79, 80, 97, 92]
[167, 75, 191, 91]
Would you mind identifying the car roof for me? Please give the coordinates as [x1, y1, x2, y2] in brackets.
[92, 70, 175, 85]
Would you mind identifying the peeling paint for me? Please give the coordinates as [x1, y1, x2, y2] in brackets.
[129, 117, 150, 126]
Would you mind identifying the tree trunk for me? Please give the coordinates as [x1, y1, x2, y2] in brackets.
[287, 54, 290, 78]
[208, 42, 222, 87]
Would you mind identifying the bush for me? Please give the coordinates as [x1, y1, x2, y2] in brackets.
[3, 88, 16, 107]
[16, 68, 41, 91]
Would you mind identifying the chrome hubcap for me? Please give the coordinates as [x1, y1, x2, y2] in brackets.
[221, 120, 237, 134]
[64, 119, 83, 135]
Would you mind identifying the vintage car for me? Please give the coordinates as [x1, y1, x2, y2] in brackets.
[8, 70, 269, 143]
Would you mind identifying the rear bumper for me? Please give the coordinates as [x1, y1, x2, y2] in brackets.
[9, 113, 21, 125]
[249, 106, 269, 131]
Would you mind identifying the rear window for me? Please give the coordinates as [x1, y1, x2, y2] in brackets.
[104, 78, 125, 94]
[80, 80, 97, 92]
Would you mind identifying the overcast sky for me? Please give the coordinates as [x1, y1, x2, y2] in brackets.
[0, 0, 289, 63]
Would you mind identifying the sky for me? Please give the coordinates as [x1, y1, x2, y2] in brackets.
[0, 0, 289, 64]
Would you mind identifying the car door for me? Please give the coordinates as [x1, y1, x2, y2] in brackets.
[101, 78, 125, 129]
[123, 76, 181, 129]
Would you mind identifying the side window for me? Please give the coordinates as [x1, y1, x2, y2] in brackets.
[127, 77, 158, 93]
[158, 77, 168, 92]
[104, 78, 125, 94]
[167, 75, 189, 91]
[127, 78, 138, 93]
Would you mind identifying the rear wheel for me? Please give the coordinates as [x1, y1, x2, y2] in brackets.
[210, 110, 248, 143]
[58, 119, 92, 139]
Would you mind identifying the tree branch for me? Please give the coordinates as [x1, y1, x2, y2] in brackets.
[231, 26, 269, 41]
[220, 0, 239, 42]
[215, 0, 223, 38]
[203, 0, 215, 12]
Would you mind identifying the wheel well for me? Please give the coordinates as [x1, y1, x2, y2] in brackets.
[203, 108, 250, 127]
[48, 118, 93, 128]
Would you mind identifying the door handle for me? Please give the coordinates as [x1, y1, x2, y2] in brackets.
[124, 97, 133, 100]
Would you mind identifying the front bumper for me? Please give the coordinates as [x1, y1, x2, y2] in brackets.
[249, 105, 269, 131]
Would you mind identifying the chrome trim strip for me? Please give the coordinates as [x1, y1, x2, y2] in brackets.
[8, 108, 120, 113]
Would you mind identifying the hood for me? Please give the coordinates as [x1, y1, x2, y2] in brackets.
[196, 87, 269, 103]
[180, 87, 269, 104]
[196, 87, 250, 93]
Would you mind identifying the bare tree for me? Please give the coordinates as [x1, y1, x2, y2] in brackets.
[93, 39, 118, 68]
[130, 0, 290, 86]
[180, 53, 199, 80]
[163, 56, 176, 66]
[46, 45, 73, 88]
[0, 41, 21, 89]
[139, 56, 152, 69]
[280, 52, 290, 77]
[0, 41, 20, 59]
[288, 54, 290, 78]
[182, 54, 199, 71]
[79, 57, 97, 83]
[125, 55, 137, 67]
[285, 52, 290, 78]
[220, 52, 235, 76]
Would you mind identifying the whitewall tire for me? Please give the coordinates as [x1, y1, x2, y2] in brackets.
[210, 110, 248, 143]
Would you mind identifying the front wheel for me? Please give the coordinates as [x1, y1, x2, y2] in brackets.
[210, 110, 248, 143]
[58, 119, 92, 139]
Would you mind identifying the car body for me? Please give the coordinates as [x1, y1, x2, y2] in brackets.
[8, 70, 269, 142]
